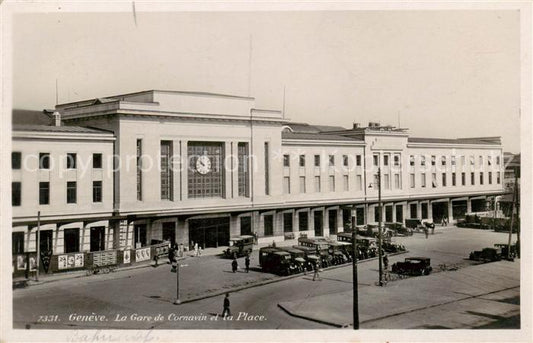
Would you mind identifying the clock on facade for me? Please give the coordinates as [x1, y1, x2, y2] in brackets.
[196, 155, 212, 175]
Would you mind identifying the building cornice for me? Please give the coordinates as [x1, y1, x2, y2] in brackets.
[407, 142, 502, 150]
[12, 131, 116, 142]
[282, 138, 366, 147]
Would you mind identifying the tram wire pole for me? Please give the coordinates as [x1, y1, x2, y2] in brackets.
[36, 211, 40, 282]
[351, 205, 359, 330]
[377, 168, 383, 287]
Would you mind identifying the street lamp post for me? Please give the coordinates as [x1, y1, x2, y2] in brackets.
[351, 205, 359, 330]
[377, 168, 383, 287]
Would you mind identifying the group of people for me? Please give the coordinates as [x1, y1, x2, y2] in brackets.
[231, 253, 251, 273]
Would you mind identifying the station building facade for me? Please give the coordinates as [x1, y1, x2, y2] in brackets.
[11, 90, 505, 274]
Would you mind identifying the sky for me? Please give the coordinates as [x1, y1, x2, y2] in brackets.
[12, 9, 521, 152]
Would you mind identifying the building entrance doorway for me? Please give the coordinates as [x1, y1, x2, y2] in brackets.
[162, 222, 176, 245]
[432, 202, 448, 223]
[395, 205, 403, 223]
[189, 217, 230, 249]
[314, 211, 323, 237]
[90, 227, 106, 251]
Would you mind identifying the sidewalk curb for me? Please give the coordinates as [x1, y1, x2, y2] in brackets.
[277, 303, 347, 328]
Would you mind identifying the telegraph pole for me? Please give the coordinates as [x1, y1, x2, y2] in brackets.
[351, 205, 359, 329]
[377, 168, 383, 286]
[507, 172, 518, 260]
[36, 211, 41, 281]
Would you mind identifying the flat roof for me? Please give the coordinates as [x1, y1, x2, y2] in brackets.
[282, 132, 363, 142]
[408, 137, 501, 145]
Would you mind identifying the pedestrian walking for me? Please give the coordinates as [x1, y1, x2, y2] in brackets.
[383, 254, 389, 271]
[231, 258, 238, 273]
[194, 242, 199, 257]
[222, 293, 231, 318]
[312, 259, 321, 281]
[168, 245, 175, 264]
[245, 254, 250, 273]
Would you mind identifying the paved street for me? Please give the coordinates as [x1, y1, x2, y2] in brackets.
[13, 226, 519, 329]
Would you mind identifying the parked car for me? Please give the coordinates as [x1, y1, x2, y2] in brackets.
[382, 241, 406, 253]
[278, 247, 312, 272]
[385, 222, 413, 236]
[223, 235, 254, 258]
[259, 247, 292, 275]
[405, 219, 426, 233]
[469, 247, 502, 262]
[392, 257, 432, 276]
[494, 243, 518, 259]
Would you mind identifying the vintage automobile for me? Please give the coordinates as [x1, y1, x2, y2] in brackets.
[278, 247, 312, 272]
[494, 243, 518, 259]
[359, 224, 393, 238]
[391, 257, 433, 276]
[469, 247, 502, 262]
[384, 222, 413, 236]
[223, 235, 254, 258]
[405, 219, 427, 233]
[382, 241, 406, 253]
[259, 247, 292, 275]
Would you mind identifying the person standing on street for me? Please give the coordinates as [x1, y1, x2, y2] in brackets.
[245, 254, 250, 273]
[232, 257, 238, 273]
[424, 227, 429, 239]
[312, 259, 321, 281]
[222, 293, 231, 318]
[383, 254, 389, 270]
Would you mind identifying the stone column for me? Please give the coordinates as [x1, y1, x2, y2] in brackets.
[417, 202, 422, 220]
[337, 208, 344, 233]
[428, 202, 433, 222]
[466, 197, 472, 214]
[448, 199, 454, 225]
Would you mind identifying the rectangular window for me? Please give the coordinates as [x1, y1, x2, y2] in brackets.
[442, 173, 447, 187]
[93, 153, 102, 169]
[384, 155, 389, 166]
[238, 142, 250, 197]
[283, 213, 293, 233]
[496, 155, 501, 165]
[461, 172, 466, 186]
[488, 156, 492, 165]
[160, 141, 173, 200]
[136, 139, 142, 201]
[343, 175, 349, 191]
[283, 154, 290, 167]
[451, 172, 456, 186]
[12, 182, 21, 206]
[356, 175, 362, 191]
[431, 155, 436, 166]
[299, 212, 308, 231]
[421, 156, 426, 166]
[39, 153, 50, 169]
[461, 155, 465, 166]
[374, 206, 382, 223]
[12, 232, 24, 254]
[497, 172, 501, 184]
[64, 228, 80, 253]
[479, 156, 483, 166]
[329, 155, 335, 167]
[264, 215, 274, 236]
[240, 217, 251, 236]
[356, 155, 361, 166]
[421, 173, 426, 188]
[93, 181, 102, 202]
[343, 155, 349, 167]
[67, 181, 77, 204]
[186, 143, 227, 197]
[299, 154, 306, 167]
[409, 155, 415, 166]
[314, 155, 320, 167]
[480, 172, 484, 185]
[314, 176, 321, 192]
[410, 173, 415, 188]
[432, 173, 437, 188]
[329, 175, 335, 192]
[66, 153, 77, 169]
[39, 182, 50, 204]
[299, 176, 306, 193]
[421, 203, 428, 219]
[471, 172, 475, 185]
[441, 156, 446, 166]
[264, 142, 270, 195]
[12, 152, 21, 169]
[384, 174, 390, 190]
[283, 176, 291, 194]
[394, 174, 401, 189]
[488, 172, 492, 184]
[451, 156, 456, 166]
[373, 154, 379, 166]
[394, 154, 400, 167]
[470, 155, 475, 166]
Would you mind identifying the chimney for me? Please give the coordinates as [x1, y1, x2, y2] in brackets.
[53, 111, 61, 127]
[352, 122, 360, 129]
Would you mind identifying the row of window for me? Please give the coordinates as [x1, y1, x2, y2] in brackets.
[12, 152, 103, 170]
[408, 154, 501, 167]
[11, 181, 103, 206]
[283, 154, 362, 168]
[408, 171, 501, 188]
[283, 175, 354, 194]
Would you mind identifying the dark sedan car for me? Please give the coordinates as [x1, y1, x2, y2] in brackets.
[392, 257, 432, 276]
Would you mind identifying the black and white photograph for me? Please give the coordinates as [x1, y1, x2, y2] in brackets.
[1, 1, 531, 342]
